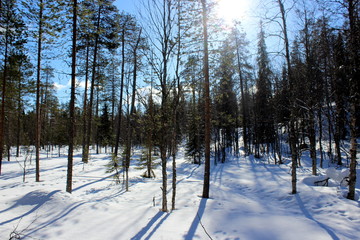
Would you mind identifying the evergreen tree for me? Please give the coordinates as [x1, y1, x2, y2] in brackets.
[98, 103, 112, 149]
[184, 55, 204, 164]
[254, 24, 274, 158]
[81, 0, 121, 163]
[0, 0, 27, 173]
[231, 24, 252, 156]
[66, 0, 77, 194]
[213, 38, 237, 163]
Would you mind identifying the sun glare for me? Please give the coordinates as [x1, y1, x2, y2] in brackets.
[215, 0, 250, 26]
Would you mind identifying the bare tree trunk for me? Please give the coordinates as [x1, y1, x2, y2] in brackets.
[82, 42, 90, 160]
[16, 85, 21, 158]
[83, 5, 102, 163]
[309, 110, 317, 175]
[35, 0, 44, 182]
[235, 37, 248, 156]
[67, 0, 77, 194]
[316, 109, 323, 169]
[347, 0, 358, 200]
[114, 23, 128, 157]
[201, 0, 211, 199]
[277, 0, 297, 194]
[0, 23, 9, 174]
[124, 29, 142, 191]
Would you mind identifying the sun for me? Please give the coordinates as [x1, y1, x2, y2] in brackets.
[215, 0, 250, 26]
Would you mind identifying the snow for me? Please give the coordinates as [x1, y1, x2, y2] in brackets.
[1, 147, 359, 240]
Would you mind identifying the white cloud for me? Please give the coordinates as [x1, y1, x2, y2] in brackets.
[53, 82, 67, 90]
[54, 78, 88, 91]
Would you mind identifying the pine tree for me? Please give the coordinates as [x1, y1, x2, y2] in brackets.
[333, 32, 349, 166]
[184, 55, 204, 164]
[98, 103, 112, 149]
[0, 0, 28, 174]
[214, 38, 237, 162]
[201, 0, 211, 199]
[66, 0, 77, 194]
[22, 0, 64, 181]
[231, 24, 252, 156]
[254, 24, 274, 158]
[81, 0, 120, 163]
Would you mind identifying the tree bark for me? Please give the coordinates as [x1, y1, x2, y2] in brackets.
[347, 0, 358, 200]
[114, 19, 128, 157]
[83, 5, 102, 163]
[0, 17, 9, 175]
[235, 36, 248, 156]
[277, 0, 297, 194]
[201, 0, 211, 199]
[67, 0, 77, 193]
[35, 0, 44, 182]
[82, 42, 90, 161]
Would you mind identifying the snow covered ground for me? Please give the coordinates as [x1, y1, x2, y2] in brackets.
[0, 147, 359, 240]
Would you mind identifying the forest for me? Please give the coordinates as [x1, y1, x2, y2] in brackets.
[0, 0, 359, 220]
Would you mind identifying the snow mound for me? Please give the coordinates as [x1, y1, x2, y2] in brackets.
[325, 167, 349, 186]
[302, 175, 336, 187]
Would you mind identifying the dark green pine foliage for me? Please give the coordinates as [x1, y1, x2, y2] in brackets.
[81, 0, 121, 162]
[0, 0, 28, 172]
[184, 55, 204, 164]
[214, 38, 238, 162]
[185, 106, 204, 164]
[6, 51, 33, 158]
[333, 32, 349, 165]
[140, 93, 160, 178]
[98, 103, 112, 149]
[254, 25, 275, 157]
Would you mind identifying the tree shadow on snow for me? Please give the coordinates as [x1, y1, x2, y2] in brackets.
[185, 198, 208, 240]
[0, 190, 61, 226]
[130, 211, 170, 240]
[295, 194, 340, 240]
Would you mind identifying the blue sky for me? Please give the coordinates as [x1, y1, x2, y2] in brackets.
[114, 0, 137, 14]
[55, 0, 138, 104]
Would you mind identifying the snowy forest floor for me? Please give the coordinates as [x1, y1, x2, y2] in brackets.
[0, 147, 359, 240]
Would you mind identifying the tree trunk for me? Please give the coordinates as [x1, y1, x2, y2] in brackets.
[83, 5, 102, 163]
[0, 19, 10, 175]
[114, 24, 127, 157]
[315, 109, 323, 169]
[309, 110, 317, 175]
[82, 42, 90, 161]
[235, 38, 248, 156]
[277, 0, 297, 194]
[201, 0, 211, 199]
[124, 29, 142, 191]
[347, 0, 358, 201]
[67, 0, 77, 194]
[16, 75, 23, 158]
[35, 0, 44, 182]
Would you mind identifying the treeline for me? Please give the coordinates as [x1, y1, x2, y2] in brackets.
[0, 0, 359, 208]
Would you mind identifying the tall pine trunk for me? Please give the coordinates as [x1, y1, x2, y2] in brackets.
[309, 110, 317, 175]
[201, 0, 211, 199]
[0, 18, 9, 175]
[82, 42, 90, 161]
[277, 0, 297, 194]
[67, 0, 77, 193]
[114, 25, 127, 157]
[235, 38, 248, 156]
[35, 0, 44, 182]
[83, 5, 102, 163]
